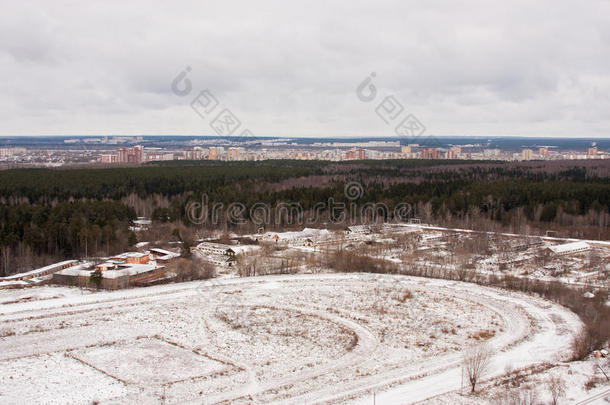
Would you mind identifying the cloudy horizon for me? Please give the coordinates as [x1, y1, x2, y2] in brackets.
[1, 1, 609, 138]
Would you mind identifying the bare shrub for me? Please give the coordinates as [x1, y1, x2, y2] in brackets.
[215, 307, 248, 330]
[584, 377, 603, 390]
[394, 289, 413, 303]
[372, 300, 388, 315]
[195, 259, 216, 280]
[470, 329, 495, 341]
[168, 258, 194, 281]
[0, 327, 15, 337]
[515, 386, 538, 405]
[345, 334, 358, 351]
[401, 253, 610, 358]
[571, 330, 590, 361]
[327, 250, 399, 274]
[593, 358, 610, 382]
[463, 343, 493, 393]
[492, 385, 537, 405]
[168, 257, 215, 281]
[547, 375, 565, 405]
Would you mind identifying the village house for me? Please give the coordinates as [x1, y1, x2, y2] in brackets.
[192, 241, 261, 267]
[419, 232, 446, 243]
[194, 242, 237, 256]
[262, 228, 333, 246]
[52, 251, 174, 290]
[205, 254, 236, 267]
[149, 248, 181, 263]
[192, 242, 239, 267]
[346, 225, 372, 235]
[546, 241, 591, 256]
[0, 260, 79, 289]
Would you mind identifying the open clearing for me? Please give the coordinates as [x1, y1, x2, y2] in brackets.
[0, 274, 581, 404]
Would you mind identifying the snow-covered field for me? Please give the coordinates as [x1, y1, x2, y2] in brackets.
[0, 274, 583, 404]
[0, 285, 94, 305]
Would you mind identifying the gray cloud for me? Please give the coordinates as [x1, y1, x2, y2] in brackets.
[0, 0, 609, 137]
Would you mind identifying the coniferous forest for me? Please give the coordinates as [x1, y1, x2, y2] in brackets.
[0, 159, 608, 275]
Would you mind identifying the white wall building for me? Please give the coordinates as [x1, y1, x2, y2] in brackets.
[547, 241, 591, 256]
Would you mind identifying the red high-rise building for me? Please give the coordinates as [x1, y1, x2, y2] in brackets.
[345, 148, 366, 160]
[420, 148, 439, 159]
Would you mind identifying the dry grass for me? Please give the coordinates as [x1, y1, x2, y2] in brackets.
[0, 327, 15, 337]
[470, 329, 496, 340]
[393, 289, 413, 303]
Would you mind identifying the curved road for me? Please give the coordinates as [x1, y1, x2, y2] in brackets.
[0, 273, 584, 405]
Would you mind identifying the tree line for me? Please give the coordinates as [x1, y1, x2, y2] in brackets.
[0, 159, 608, 275]
[0, 201, 135, 276]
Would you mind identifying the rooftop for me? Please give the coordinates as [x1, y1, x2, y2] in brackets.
[548, 241, 591, 254]
[0, 260, 78, 281]
[264, 228, 332, 241]
[56, 262, 161, 278]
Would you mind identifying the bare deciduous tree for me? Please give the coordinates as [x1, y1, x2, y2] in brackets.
[168, 257, 215, 281]
[491, 385, 537, 405]
[463, 343, 493, 393]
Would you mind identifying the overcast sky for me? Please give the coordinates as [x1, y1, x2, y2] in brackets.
[1, 1, 609, 138]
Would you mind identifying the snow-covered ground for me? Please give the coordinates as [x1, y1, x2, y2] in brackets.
[0, 274, 589, 404]
[0, 285, 94, 305]
[415, 358, 610, 405]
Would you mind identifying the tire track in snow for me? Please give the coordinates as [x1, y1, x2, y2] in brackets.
[199, 304, 378, 404]
[0, 273, 582, 405]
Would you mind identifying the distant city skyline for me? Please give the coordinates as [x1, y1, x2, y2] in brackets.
[1, 134, 607, 167]
[2, 134, 610, 139]
[1, 1, 610, 137]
